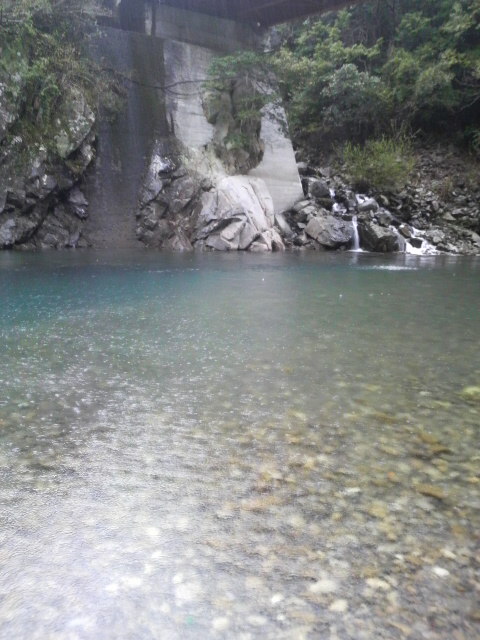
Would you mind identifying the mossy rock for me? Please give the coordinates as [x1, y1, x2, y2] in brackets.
[460, 386, 480, 404]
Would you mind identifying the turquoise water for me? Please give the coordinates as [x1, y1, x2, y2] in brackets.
[0, 251, 479, 639]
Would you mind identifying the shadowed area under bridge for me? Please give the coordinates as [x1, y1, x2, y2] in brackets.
[151, 0, 363, 27]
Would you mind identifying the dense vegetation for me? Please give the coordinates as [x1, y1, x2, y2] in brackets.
[0, 0, 115, 147]
[272, 0, 480, 153]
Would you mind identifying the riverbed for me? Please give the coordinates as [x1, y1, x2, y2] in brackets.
[0, 251, 479, 639]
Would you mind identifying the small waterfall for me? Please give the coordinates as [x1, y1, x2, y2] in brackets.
[404, 228, 438, 255]
[351, 215, 361, 252]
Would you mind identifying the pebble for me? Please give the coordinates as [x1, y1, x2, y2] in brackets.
[270, 593, 284, 605]
[416, 484, 447, 500]
[432, 566, 450, 578]
[245, 576, 264, 589]
[368, 502, 388, 519]
[212, 617, 230, 631]
[175, 582, 202, 602]
[121, 576, 143, 589]
[366, 578, 391, 591]
[247, 615, 267, 626]
[329, 599, 348, 613]
[309, 578, 338, 594]
[288, 513, 306, 528]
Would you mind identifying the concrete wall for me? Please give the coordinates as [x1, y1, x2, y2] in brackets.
[98, 2, 302, 218]
[155, 5, 303, 213]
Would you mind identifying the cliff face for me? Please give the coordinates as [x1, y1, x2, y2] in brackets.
[0, 68, 96, 250]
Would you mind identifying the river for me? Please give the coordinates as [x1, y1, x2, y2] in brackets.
[0, 251, 479, 639]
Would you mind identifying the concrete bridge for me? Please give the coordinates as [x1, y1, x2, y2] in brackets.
[154, 0, 358, 27]
[114, 0, 360, 33]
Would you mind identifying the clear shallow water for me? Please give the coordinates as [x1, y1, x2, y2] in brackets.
[0, 250, 479, 640]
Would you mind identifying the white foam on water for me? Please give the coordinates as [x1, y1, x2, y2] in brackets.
[367, 265, 418, 271]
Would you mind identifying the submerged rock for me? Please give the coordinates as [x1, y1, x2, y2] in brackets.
[460, 386, 480, 403]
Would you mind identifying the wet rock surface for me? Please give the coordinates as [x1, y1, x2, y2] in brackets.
[359, 220, 400, 253]
[305, 215, 353, 249]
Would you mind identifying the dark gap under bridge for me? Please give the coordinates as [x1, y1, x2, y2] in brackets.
[154, 0, 361, 27]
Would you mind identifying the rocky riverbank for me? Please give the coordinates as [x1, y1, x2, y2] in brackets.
[1, 65, 478, 256]
[283, 146, 480, 255]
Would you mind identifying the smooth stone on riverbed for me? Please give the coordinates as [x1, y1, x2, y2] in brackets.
[309, 578, 338, 594]
[365, 578, 391, 591]
[329, 599, 348, 613]
[460, 386, 480, 403]
[212, 617, 230, 631]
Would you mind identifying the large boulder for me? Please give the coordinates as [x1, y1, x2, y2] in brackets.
[359, 221, 400, 252]
[305, 215, 353, 249]
[310, 179, 330, 199]
[291, 199, 320, 223]
[195, 175, 284, 251]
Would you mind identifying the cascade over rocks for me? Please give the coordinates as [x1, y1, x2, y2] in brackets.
[288, 148, 480, 255]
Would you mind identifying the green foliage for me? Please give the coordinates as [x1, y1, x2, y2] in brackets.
[205, 51, 273, 127]
[466, 127, 480, 156]
[0, 0, 118, 150]
[318, 64, 390, 141]
[342, 136, 415, 193]
[271, 0, 480, 149]
[204, 51, 273, 169]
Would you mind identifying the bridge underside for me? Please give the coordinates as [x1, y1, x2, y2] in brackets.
[157, 0, 356, 27]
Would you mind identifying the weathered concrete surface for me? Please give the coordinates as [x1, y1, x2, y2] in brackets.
[82, 4, 303, 250]
[83, 29, 168, 249]
[249, 109, 303, 216]
[147, 4, 258, 52]
[163, 34, 303, 214]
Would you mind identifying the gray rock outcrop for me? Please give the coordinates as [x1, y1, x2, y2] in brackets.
[0, 81, 95, 249]
[136, 141, 285, 252]
[195, 176, 284, 251]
